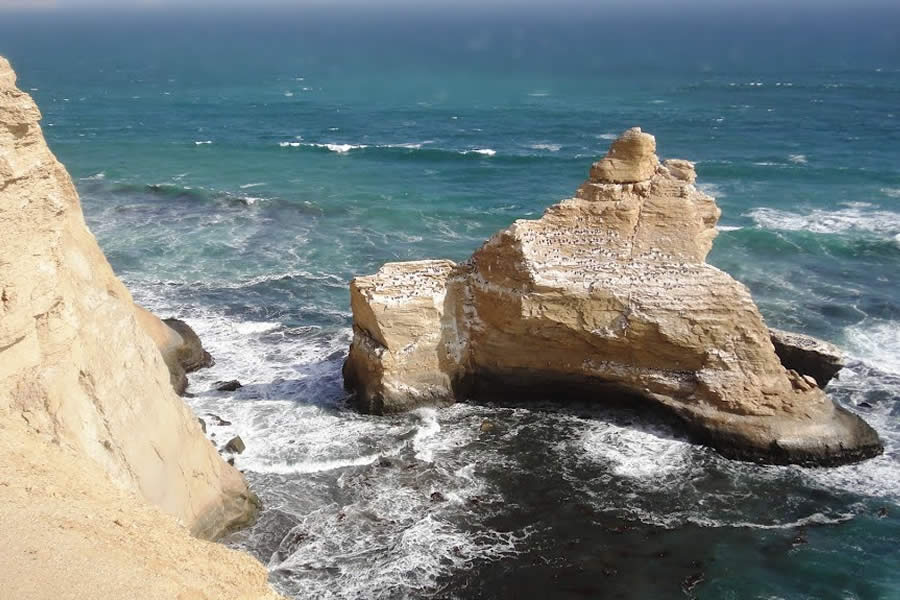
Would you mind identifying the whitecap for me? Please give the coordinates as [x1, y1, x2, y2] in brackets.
[843, 320, 900, 375]
[238, 196, 265, 206]
[194, 140, 213, 145]
[465, 148, 496, 157]
[528, 90, 550, 97]
[81, 172, 106, 181]
[528, 143, 562, 152]
[233, 320, 281, 335]
[788, 154, 808, 164]
[239, 182, 266, 189]
[284, 91, 294, 97]
[303, 142, 367, 154]
[881, 187, 900, 198]
[745, 206, 900, 237]
[596, 133, 618, 140]
[716, 225, 742, 232]
[697, 182, 724, 198]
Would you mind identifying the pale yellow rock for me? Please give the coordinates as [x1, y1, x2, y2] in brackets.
[589, 126, 660, 183]
[344, 128, 883, 466]
[0, 55, 257, 538]
[0, 420, 284, 600]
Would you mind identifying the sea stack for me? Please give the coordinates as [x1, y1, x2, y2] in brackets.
[0, 56, 259, 538]
[343, 127, 883, 466]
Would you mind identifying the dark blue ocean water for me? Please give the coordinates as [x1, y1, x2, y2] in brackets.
[2, 6, 899, 599]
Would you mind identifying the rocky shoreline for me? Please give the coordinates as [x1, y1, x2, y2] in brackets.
[343, 128, 883, 467]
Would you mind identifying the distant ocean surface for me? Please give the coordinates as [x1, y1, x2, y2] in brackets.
[2, 7, 898, 599]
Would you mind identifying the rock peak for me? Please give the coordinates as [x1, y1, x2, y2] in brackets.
[0, 56, 15, 88]
[590, 127, 659, 183]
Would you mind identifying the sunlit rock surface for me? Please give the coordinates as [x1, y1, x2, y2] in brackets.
[344, 127, 882, 466]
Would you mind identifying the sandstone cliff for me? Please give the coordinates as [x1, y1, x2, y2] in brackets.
[344, 128, 882, 466]
[0, 56, 257, 539]
[0, 421, 283, 600]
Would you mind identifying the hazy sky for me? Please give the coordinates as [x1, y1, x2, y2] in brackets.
[2, 0, 896, 9]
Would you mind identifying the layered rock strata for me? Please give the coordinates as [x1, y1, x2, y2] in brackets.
[0, 56, 258, 539]
[344, 127, 882, 466]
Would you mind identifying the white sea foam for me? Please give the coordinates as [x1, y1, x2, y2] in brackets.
[697, 182, 725, 198]
[597, 133, 618, 140]
[194, 140, 213, 145]
[284, 91, 294, 97]
[881, 187, 900, 198]
[528, 143, 562, 152]
[411, 408, 442, 463]
[233, 320, 282, 335]
[581, 421, 693, 480]
[716, 225, 743, 232]
[465, 148, 496, 157]
[81, 172, 106, 181]
[843, 320, 900, 375]
[238, 196, 265, 206]
[239, 182, 266, 189]
[528, 90, 550, 97]
[746, 206, 900, 237]
[788, 153, 808, 164]
[251, 454, 381, 475]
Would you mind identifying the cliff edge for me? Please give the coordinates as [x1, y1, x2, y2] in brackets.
[0, 55, 258, 537]
[344, 128, 883, 466]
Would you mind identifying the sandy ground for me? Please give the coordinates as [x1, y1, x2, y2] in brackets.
[0, 421, 284, 600]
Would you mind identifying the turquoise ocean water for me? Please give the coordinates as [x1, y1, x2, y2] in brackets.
[2, 6, 898, 598]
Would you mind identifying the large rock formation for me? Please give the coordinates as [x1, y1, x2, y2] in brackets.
[0, 56, 258, 539]
[344, 127, 883, 466]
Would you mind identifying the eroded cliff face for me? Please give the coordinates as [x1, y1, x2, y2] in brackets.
[0, 56, 257, 539]
[344, 127, 883, 466]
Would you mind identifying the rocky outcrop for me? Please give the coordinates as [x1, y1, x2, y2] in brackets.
[135, 311, 215, 395]
[0, 56, 258, 539]
[344, 127, 883, 466]
[769, 328, 845, 388]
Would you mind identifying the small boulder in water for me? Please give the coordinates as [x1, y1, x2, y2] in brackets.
[198, 417, 206, 434]
[224, 436, 246, 454]
[163, 318, 215, 372]
[206, 413, 232, 427]
[681, 572, 705, 595]
[215, 380, 243, 392]
[430, 491, 446, 503]
[479, 419, 495, 433]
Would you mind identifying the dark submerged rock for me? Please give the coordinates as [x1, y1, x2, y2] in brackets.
[206, 413, 232, 427]
[215, 380, 243, 392]
[224, 436, 246, 454]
